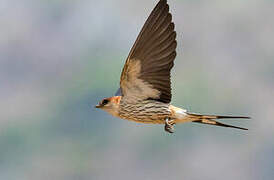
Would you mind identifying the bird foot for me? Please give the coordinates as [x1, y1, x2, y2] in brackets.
[165, 118, 175, 133]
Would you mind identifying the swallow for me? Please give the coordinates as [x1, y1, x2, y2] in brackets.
[95, 0, 249, 133]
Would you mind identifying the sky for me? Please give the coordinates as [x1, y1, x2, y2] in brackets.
[1, 0, 274, 179]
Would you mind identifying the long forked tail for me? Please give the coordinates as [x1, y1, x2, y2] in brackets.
[186, 112, 250, 130]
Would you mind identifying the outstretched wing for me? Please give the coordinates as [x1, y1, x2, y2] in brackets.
[119, 0, 176, 103]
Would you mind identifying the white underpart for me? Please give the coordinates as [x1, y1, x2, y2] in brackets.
[174, 108, 193, 124]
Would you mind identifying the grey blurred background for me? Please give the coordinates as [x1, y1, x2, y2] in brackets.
[1, 0, 273, 179]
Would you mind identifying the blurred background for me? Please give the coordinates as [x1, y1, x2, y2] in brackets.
[1, 0, 273, 179]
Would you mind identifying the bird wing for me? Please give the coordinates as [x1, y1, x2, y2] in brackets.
[119, 0, 177, 103]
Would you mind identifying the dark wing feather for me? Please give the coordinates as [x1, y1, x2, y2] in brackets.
[120, 0, 176, 103]
[115, 88, 122, 96]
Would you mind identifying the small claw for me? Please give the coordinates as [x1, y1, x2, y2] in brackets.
[165, 118, 175, 133]
[165, 124, 174, 133]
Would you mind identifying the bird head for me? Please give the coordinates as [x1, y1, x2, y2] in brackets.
[95, 96, 121, 117]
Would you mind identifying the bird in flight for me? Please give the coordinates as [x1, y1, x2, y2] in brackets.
[95, 0, 249, 133]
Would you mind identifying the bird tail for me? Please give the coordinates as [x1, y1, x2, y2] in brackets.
[186, 112, 250, 130]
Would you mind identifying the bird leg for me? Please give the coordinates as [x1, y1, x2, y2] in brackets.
[165, 118, 175, 133]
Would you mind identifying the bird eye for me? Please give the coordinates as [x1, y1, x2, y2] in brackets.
[102, 99, 109, 105]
